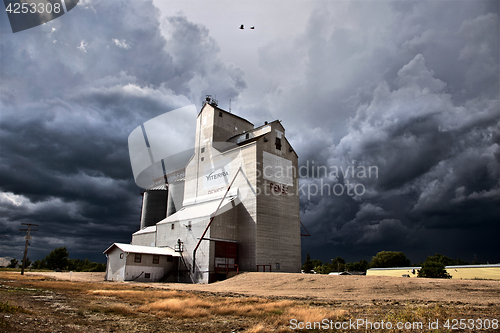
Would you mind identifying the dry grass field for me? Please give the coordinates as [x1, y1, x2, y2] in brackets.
[1, 270, 499, 332]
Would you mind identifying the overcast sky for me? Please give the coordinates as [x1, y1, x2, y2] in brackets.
[0, 0, 498, 265]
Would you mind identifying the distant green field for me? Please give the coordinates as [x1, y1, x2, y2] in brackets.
[366, 266, 500, 280]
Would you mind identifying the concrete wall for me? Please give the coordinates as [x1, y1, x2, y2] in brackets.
[140, 190, 168, 229]
[167, 178, 184, 216]
[105, 247, 126, 281]
[149, 105, 301, 282]
[157, 216, 211, 283]
[256, 121, 301, 273]
[197, 104, 254, 149]
[105, 247, 177, 282]
[124, 252, 177, 282]
[131, 230, 156, 247]
[156, 142, 258, 282]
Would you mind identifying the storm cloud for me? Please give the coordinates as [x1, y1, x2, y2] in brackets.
[0, 0, 246, 261]
[0, 0, 498, 265]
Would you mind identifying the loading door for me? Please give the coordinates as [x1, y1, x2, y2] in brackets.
[213, 241, 238, 282]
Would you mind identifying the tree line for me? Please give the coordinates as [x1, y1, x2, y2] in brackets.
[6, 247, 105, 272]
[303, 251, 474, 278]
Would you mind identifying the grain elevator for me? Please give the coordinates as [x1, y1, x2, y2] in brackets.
[105, 97, 301, 283]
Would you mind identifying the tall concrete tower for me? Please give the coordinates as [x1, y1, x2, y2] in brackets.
[129, 97, 301, 283]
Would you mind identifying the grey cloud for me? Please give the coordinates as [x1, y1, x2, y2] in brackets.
[292, 1, 499, 263]
[0, 0, 248, 262]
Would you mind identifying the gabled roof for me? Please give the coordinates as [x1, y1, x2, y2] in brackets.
[103, 243, 180, 257]
[199, 103, 254, 126]
[133, 225, 156, 236]
[158, 195, 238, 224]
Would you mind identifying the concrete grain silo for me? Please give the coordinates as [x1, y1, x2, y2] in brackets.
[140, 187, 168, 230]
[106, 96, 301, 283]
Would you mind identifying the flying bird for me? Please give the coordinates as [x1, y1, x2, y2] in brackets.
[250, 26, 255, 29]
[240, 24, 244, 29]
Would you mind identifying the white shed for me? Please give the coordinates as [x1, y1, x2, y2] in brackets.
[103, 243, 180, 282]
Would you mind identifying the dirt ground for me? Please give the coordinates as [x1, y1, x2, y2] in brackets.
[1, 271, 499, 332]
[27, 271, 500, 305]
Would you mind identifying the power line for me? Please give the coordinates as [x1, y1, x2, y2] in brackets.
[19, 223, 38, 275]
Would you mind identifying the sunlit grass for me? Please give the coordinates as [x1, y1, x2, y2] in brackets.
[1, 270, 494, 332]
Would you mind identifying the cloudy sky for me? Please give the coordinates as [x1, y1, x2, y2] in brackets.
[0, 0, 498, 265]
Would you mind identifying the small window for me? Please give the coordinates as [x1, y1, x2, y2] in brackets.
[245, 133, 249, 139]
[144, 273, 151, 279]
[134, 254, 142, 263]
[201, 157, 204, 161]
[219, 111, 223, 117]
[275, 263, 280, 271]
[167, 255, 173, 262]
[120, 253, 124, 259]
[153, 255, 160, 264]
[171, 223, 175, 230]
[275, 137, 282, 150]
[201, 147, 205, 153]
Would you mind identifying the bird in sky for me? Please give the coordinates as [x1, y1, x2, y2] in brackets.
[240, 24, 244, 29]
[239, 25, 255, 30]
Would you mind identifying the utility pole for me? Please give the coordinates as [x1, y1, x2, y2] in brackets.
[19, 223, 38, 275]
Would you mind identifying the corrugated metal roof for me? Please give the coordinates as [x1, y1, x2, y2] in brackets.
[368, 267, 420, 270]
[132, 225, 156, 235]
[367, 263, 500, 271]
[147, 184, 168, 190]
[444, 264, 500, 268]
[158, 196, 237, 224]
[103, 243, 180, 256]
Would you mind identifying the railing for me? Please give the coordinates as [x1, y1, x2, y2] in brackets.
[159, 265, 177, 282]
[131, 271, 145, 281]
[216, 263, 239, 276]
[256, 264, 272, 272]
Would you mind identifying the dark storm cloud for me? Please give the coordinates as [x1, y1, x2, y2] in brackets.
[301, 50, 500, 262]
[0, 0, 247, 261]
[160, 15, 248, 104]
[281, 1, 500, 263]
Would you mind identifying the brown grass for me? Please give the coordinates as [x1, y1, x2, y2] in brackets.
[89, 289, 183, 303]
[135, 295, 297, 318]
[2, 270, 497, 333]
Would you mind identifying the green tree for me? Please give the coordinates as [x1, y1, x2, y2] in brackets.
[346, 259, 369, 272]
[418, 256, 452, 279]
[302, 253, 314, 273]
[425, 253, 455, 266]
[7, 258, 18, 268]
[311, 259, 323, 269]
[88, 263, 105, 272]
[314, 263, 331, 274]
[330, 257, 346, 272]
[45, 247, 69, 270]
[32, 259, 46, 269]
[68, 258, 105, 272]
[21, 257, 31, 269]
[370, 251, 411, 268]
